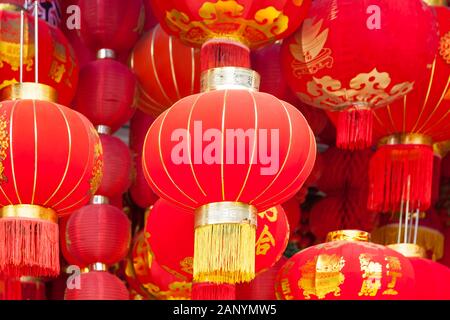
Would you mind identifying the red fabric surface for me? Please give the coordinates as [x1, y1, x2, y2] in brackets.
[65, 271, 129, 300]
[409, 258, 450, 300]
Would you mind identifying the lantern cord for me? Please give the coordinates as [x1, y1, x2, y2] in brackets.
[413, 208, 420, 244]
[34, 0, 38, 83]
[403, 176, 411, 244]
[408, 205, 414, 243]
[397, 184, 404, 244]
[19, 9, 24, 83]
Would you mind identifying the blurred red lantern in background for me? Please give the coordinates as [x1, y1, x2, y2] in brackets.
[368, 7, 450, 214]
[281, 197, 301, 239]
[0, 95, 101, 277]
[145, 199, 290, 281]
[130, 155, 158, 209]
[275, 230, 416, 300]
[282, 0, 438, 150]
[65, 271, 129, 300]
[0, 7, 79, 105]
[74, 58, 137, 133]
[129, 110, 155, 156]
[130, 25, 201, 117]
[96, 134, 132, 199]
[65, 204, 131, 267]
[77, 0, 145, 56]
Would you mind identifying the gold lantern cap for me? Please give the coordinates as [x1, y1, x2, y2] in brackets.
[387, 243, 426, 258]
[0, 3, 23, 11]
[423, 0, 448, 6]
[326, 230, 370, 242]
[1, 82, 58, 103]
[378, 133, 433, 147]
[201, 67, 261, 93]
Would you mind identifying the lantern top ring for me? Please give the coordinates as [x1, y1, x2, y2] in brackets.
[200, 67, 261, 93]
[1, 82, 58, 103]
[195, 202, 257, 227]
[326, 230, 370, 243]
[0, 204, 58, 223]
[387, 243, 426, 258]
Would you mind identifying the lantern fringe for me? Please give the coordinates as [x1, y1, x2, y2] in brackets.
[368, 144, 434, 213]
[194, 223, 255, 284]
[0, 277, 22, 300]
[200, 40, 251, 72]
[336, 108, 373, 150]
[0, 218, 60, 277]
[191, 283, 236, 300]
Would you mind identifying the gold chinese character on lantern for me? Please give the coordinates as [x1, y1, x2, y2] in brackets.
[255, 225, 275, 255]
[258, 206, 278, 222]
[358, 254, 382, 297]
[382, 256, 402, 296]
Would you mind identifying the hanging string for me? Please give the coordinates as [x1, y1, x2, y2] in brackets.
[34, 0, 38, 83]
[19, 9, 24, 83]
[413, 208, 420, 244]
[403, 175, 411, 244]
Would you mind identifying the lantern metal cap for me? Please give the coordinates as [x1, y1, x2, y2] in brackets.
[378, 133, 433, 147]
[326, 230, 370, 242]
[97, 49, 117, 60]
[90, 195, 110, 205]
[194, 202, 257, 228]
[200, 67, 260, 93]
[423, 0, 447, 6]
[81, 263, 108, 273]
[387, 243, 426, 258]
[96, 125, 112, 135]
[1, 82, 58, 103]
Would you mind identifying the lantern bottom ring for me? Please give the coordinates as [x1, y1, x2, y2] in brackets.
[0, 204, 57, 223]
[378, 133, 433, 147]
[194, 202, 257, 227]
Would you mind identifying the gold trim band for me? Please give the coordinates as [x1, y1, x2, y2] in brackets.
[423, 0, 447, 6]
[96, 125, 112, 135]
[1, 83, 58, 103]
[90, 195, 110, 205]
[433, 140, 450, 158]
[0, 3, 23, 11]
[326, 230, 370, 242]
[387, 243, 426, 258]
[200, 67, 260, 93]
[378, 133, 433, 147]
[0, 204, 58, 223]
[97, 49, 116, 60]
[195, 202, 257, 228]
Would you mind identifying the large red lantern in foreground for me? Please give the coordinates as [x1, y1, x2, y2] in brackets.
[368, 7, 450, 213]
[130, 25, 201, 117]
[0, 6, 79, 105]
[145, 199, 290, 281]
[0, 84, 102, 277]
[143, 88, 316, 284]
[282, 0, 438, 150]
[275, 230, 416, 300]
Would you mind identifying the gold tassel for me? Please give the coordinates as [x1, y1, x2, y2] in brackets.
[194, 223, 256, 284]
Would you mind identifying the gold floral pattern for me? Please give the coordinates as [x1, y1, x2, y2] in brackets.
[298, 68, 414, 110]
[165, 0, 289, 47]
[0, 108, 9, 182]
[89, 141, 103, 195]
[440, 31, 450, 65]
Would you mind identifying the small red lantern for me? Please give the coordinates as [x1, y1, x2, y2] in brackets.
[282, 0, 438, 150]
[130, 25, 201, 117]
[0, 90, 102, 277]
[145, 199, 290, 282]
[74, 58, 137, 133]
[78, 0, 145, 56]
[65, 204, 131, 267]
[130, 155, 158, 209]
[368, 6, 450, 213]
[275, 230, 416, 300]
[65, 271, 129, 300]
[96, 134, 132, 199]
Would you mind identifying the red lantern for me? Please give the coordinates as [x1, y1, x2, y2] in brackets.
[282, 0, 438, 150]
[0, 95, 102, 277]
[65, 204, 131, 267]
[149, 0, 311, 71]
[275, 230, 416, 300]
[145, 199, 290, 282]
[129, 110, 155, 156]
[74, 58, 137, 133]
[65, 271, 129, 300]
[387, 243, 450, 300]
[368, 7, 450, 213]
[96, 134, 132, 199]
[130, 231, 192, 300]
[309, 190, 378, 242]
[236, 256, 287, 300]
[0, 7, 79, 105]
[130, 155, 158, 209]
[143, 88, 316, 284]
[281, 197, 301, 239]
[0, 1, 61, 26]
[130, 25, 201, 117]
[77, 0, 145, 56]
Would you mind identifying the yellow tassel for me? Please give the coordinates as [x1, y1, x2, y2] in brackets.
[194, 223, 256, 284]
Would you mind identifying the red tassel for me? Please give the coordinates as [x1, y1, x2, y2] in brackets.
[368, 144, 434, 212]
[336, 108, 373, 150]
[0, 218, 59, 277]
[201, 40, 251, 72]
[0, 277, 22, 300]
[192, 283, 236, 300]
